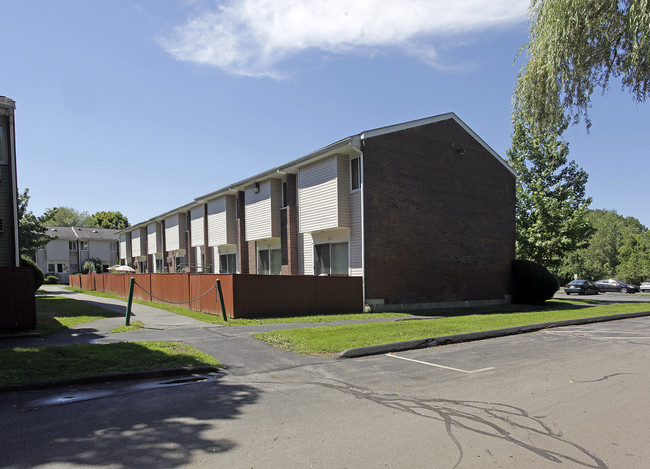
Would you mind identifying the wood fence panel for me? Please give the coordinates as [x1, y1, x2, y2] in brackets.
[94, 274, 105, 292]
[69, 275, 81, 288]
[132, 274, 152, 302]
[104, 274, 128, 297]
[151, 273, 189, 305]
[80, 274, 94, 290]
[0, 267, 36, 329]
[189, 274, 234, 317]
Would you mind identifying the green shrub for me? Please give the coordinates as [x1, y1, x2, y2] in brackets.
[44, 274, 59, 284]
[20, 255, 44, 291]
[512, 259, 558, 305]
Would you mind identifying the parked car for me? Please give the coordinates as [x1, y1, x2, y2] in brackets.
[592, 279, 639, 293]
[564, 280, 599, 295]
[641, 281, 650, 293]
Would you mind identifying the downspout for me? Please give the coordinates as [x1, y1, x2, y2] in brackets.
[348, 137, 366, 308]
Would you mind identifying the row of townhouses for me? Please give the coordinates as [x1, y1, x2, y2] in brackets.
[35, 226, 120, 283]
[118, 113, 516, 309]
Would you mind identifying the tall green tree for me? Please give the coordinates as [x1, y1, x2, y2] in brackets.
[616, 231, 650, 284]
[42, 206, 92, 227]
[506, 116, 592, 271]
[18, 188, 56, 256]
[560, 209, 646, 281]
[514, 0, 650, 132]
[88, 211, 130, 230]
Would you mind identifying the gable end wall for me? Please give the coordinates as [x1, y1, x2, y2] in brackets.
[362, 118, 515, 304]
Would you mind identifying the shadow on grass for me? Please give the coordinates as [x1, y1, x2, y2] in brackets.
[35, 296, 123, 336]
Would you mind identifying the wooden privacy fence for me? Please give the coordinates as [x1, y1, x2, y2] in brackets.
[0, 267, 36, 329]
[70, 273, 363, 319]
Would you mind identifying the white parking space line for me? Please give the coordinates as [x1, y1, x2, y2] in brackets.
[386, 353, 495, 374]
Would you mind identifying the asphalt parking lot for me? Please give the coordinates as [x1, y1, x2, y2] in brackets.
[555, 289, 650, 302]
[2, 312, 649, 468]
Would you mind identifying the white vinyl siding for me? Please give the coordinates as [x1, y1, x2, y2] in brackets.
[299, 232, 313, 275]
[119, 233, 130, 260]
[207, 195, 237, 246]
[245, 179, 282, 241]
[190, 206, 204, 247]
[349, 190, 363, 276]
[165, 214, 180, 251]
[298, 155, 350, 233]
[131, 230, 142, 257]
[147, 223, 161, 254]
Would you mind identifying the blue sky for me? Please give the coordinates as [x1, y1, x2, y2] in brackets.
[3, 1, 649, 228]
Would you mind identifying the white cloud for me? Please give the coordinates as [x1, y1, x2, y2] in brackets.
[159, 0, 529, 78]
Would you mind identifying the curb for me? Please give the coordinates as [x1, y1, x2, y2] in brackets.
[335, 310, 650, 359]
[0, 366, 221, 393]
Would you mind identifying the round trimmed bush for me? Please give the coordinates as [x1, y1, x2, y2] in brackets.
[512, 259, 558, 305]
[44, 274, 59, 284]
[20, 255, 45, 291]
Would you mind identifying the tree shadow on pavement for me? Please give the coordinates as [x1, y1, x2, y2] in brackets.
[0, 374, 260, 468]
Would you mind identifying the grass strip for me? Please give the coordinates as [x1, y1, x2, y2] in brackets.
[35, 295, 122, 336]
[111, 321, 145, 333]
[255, 302, 650, 357]
[63, 287, 414, 325]
[0, 341, 221, 387]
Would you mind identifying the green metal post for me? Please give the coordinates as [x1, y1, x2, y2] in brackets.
[216, 279, 228, 321]
[125, 277, 135, 326]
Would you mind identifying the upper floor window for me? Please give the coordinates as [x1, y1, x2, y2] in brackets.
[69, 241, 77, 251]
[80, 241, 88, 251]
[281, 181, 288, 208]
[351, 157, 361, 191]
[110, 242, 117, 252]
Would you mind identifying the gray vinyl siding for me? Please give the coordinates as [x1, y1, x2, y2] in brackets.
[190, 206, 204, 247]
[298, 155, 350, 233]
[207, 195, 237, 246]
[165, 214, 180, 251]
[245, 179, 281, 241]
[350, 189, 363, 276]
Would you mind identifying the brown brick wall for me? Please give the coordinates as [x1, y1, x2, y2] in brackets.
[281, 174, 299, 275]
[362, 118, 515, 304]
[236, 191, 249, 274]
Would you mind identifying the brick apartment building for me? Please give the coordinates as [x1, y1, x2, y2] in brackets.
[119, 113, 516, 310]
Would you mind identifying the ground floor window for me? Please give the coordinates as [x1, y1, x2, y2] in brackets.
[47, 263, 69, 273]
[155, 258, 163, 272]
[258, 249, 281, 275]
[219, 253, 236, 273]
[138, 260, 146, 273]
[314, 242, 348, 276]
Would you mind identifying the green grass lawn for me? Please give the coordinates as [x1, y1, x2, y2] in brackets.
[255, 301, 650, 357]
[0, 341, 221, 387]
[35, 294, 122, 336]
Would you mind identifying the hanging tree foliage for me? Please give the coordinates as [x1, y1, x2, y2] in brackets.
[514, 0, 650, 132]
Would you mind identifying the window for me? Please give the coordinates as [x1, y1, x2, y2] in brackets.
[314, 242, 348, 276]
[48, 263, 68, 273]
[219, 253, 237, 273]
[351, 157, 361, 190]
[80, 240, 88, 251]
[155, 258, 163, 272]
[258, 249, 281, 275]
[102, 264, 109, 273]
[110, 242, 117, 252]
[69, 241, 77, 251]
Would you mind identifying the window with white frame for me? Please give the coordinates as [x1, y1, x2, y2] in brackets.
[351, 157, 361, 191]
[314, 242, 349, 276]
[219, 253, 237, 273]
[258, 249, 281, 275]
[80, 240, 88, 251]
[110, 242, 117, 252]
[47, 263, 69, 273]
[69, 241, 77, 251]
